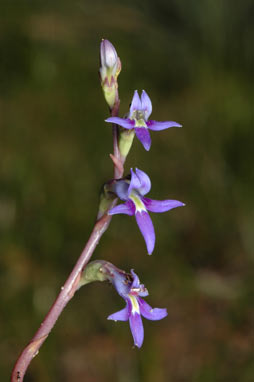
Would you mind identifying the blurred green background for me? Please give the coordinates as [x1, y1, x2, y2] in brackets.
[1, 0, 253, 381]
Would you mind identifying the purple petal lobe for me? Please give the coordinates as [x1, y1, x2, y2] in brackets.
[129, 312, 144, 348]
[139, 298, 168, 320]
[135, 211, 155, 255]
[130, 90, 142, 115]
[134, 128, 151, 151]
[135, 168, 151, 195]
[143, 198, 185, 213]
[130, 270, 141, 289]
[130, 271, 149, 297]
[141, 90, 152, 119]
[106, 117, 134, 130]
[147, 120, 182, 131]
[111, 272, 130, 297]
[128, 168, 142, 195]
[112, 180, 129, 200]
[138, 288, 149, 298]
[108, 306, 129, 321]
[109, 201, 135, 216]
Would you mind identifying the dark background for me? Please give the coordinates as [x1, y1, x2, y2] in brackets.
[1, 1, 253, 381]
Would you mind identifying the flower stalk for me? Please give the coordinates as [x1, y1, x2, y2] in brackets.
[11, 38, 184, 381]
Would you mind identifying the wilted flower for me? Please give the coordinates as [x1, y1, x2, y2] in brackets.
[109, 168, 184, 254]
[105, 90, 181, 150]
[108, 267, 167, 348]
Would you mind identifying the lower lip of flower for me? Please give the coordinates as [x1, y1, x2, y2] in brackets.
[129, 295, 140, 314]
[129, 192, 146, 213]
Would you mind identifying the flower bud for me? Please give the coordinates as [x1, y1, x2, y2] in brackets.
[100, 40, 118, 73]
[99, 39, 121, 109]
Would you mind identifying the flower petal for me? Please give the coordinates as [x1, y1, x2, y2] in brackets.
[129, 90, 142, 115]
[128, 168, 142, 195]
[130, 270, 140, 289]
[134, 128, 151, 151]
[109, 201, 135, 216]
[135, 168, 151, 195]
[138, 288, 149, 297]
[129, 312, 144, 348]
[111, 271, 131, 298]
[141, 90, 152, 119]
[105, 117, 134, 130]
[143, 198, 185, 213]
[139, 298, 168, 321]
[130, 270, 149, 297]
[135, 211, 155, 255]
[108, 306, 129, 321]
[147, 120, 182, 131]
[112, 179, 129, 201]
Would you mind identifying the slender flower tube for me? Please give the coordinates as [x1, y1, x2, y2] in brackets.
[105, 90, 181, 150]
[107, 266, 167, 348]
[108, 168, 185, 254]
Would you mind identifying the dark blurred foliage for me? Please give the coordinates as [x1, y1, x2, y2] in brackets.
[0, 0, 253, 381]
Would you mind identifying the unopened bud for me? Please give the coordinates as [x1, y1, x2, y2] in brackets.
[100, 40, 118, 72]
[99, 39, 121, 109]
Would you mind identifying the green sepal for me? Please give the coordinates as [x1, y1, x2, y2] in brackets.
[119, 128, 135, 159]
[97, 180, 117, 220]
[79, 260, 108, 288]
[102, 80, 118, 109]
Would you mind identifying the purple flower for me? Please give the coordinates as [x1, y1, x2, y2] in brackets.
[105, 90, 182, 151]
[109, 168, 185, 254]
[108, 268, 167, 348]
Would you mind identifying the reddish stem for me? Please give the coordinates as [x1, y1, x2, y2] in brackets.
[11, 214, 115, 382]
[11, 96, 123, 382]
